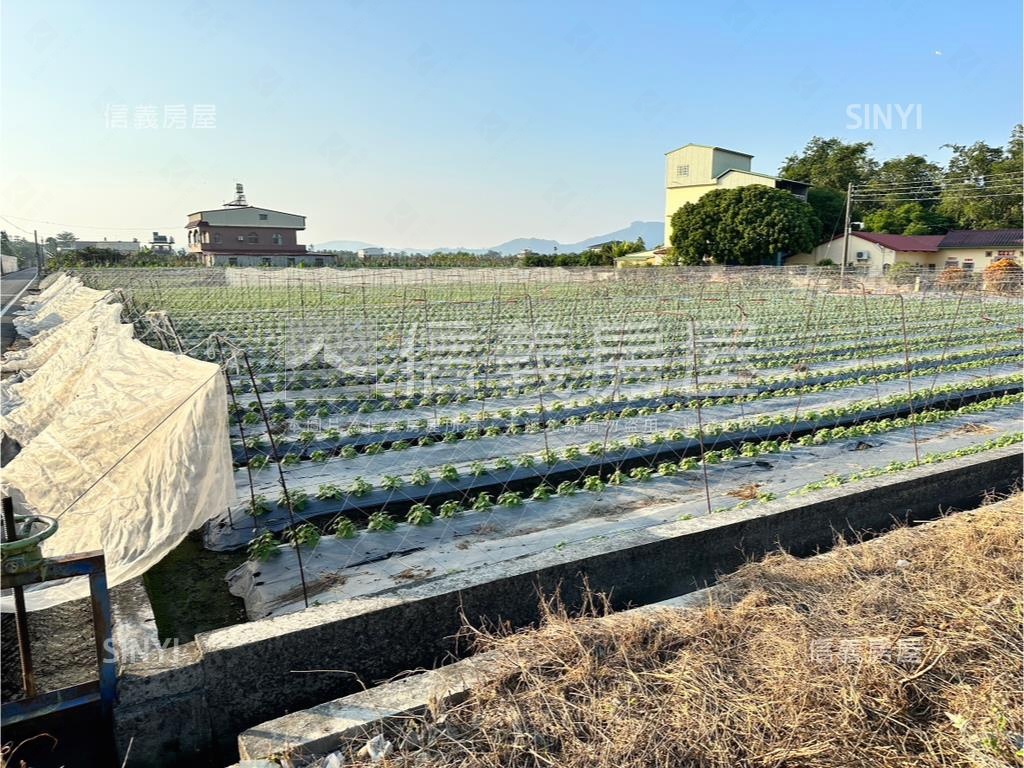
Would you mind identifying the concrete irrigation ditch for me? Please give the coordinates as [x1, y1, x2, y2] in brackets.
[114, 446, 1023, 767]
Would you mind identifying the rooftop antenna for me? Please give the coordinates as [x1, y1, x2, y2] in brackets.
[224, 182, 247, 207]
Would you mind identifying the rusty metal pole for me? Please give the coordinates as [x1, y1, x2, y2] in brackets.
[2, 496, 36, 697]
[241, 350, 310, 608]
[689, 319, 713, 518]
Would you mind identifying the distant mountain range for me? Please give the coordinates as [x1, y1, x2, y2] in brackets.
[315, 220, 663, 256]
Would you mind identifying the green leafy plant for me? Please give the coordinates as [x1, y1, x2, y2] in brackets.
[381, 475, 403, 491]
[531, 484, 553, 500]
[410, 467, 432, 486]
[348, 476, 373, 497]
[438, 500, 462, 518]
[277, 489, 308, 512]
[316, 483, 344, 501]
[406, 503, 434, 525]
[367, 511, 397, 531]
[497, 491, 523, 507]
[247, 531, 278, 561]
[248, 494, 271, 517]
[330, 516, 356, 539]
[285, 523, 321, 548]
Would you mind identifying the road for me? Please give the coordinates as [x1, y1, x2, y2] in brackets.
[1, 267, 39, 352]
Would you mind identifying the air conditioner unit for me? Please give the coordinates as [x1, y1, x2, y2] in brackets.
[855, 251, 870, 261]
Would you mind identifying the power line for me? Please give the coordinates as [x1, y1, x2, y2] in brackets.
[851, 195, 1022, 205]
[0, 213, 181, 231]
[852, 172, 1023, 192]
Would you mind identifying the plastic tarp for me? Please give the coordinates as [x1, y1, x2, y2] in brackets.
[11, 276, 109, 339]
[1, 281, 235, 611]
[1, 303, 131, 445]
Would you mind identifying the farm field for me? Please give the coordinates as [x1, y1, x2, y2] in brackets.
[80, 266, 1024, 624]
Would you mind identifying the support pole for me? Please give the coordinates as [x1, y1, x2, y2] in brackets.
[2, 496, 36, 697]
[241, 350, 310, 608]
[840, 182, 852, 282]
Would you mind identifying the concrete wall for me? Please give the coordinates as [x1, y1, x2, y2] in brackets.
[114, 447, 1023, 767]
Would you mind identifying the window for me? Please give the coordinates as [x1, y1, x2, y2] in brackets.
[998, 250, 1017, 257]
[272, 233, 284, 245]
[677, 164, 689, 177]
[287, 257, 296, 267]
[985, 251, 993, 258]
[228, 257, 238, 267]
[927, 263, 936, 271]
[944, 259, 958, 269]
[258, 213, 268, 220]
[247, 232, 259, 244]
[237, 235, 245, 242]
[315, 257, 324, 267]
[213, 232, 222, 244]
[261, 257, 271, 267]
[962, 259, 974, 272]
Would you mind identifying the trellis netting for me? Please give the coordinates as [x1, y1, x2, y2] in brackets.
[1, 275, 235, 610]
[71, 266, 1024, 621]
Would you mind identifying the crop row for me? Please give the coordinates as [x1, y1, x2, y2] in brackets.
[228, 355, 1021, 463]
[243, 418, 1024, 561]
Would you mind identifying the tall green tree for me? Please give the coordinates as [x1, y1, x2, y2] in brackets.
[669, 186, 820, 266]
[862, 203, 952, 235]
[860, 154, 943, 211]
[938, 126, 1023, 229]
[806, 187, 847, 242]
[779, 137, 878, 191]
[53, 231, 78, 250]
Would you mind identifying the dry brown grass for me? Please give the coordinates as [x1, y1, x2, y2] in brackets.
[350, 494, 1024, 768]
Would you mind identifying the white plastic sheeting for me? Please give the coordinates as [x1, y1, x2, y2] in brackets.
[1, 276, 235, 610]
[1, 303, 131, 444]
[11, 276, 109, 338]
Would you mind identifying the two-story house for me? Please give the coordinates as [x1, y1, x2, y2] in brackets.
[664, 144, 810, 246]
[186, 185, 316, 267]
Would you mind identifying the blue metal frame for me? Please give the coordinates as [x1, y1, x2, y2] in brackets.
[1, 551, 116, 733]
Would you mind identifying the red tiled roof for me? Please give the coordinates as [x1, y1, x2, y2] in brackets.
[852, 232, 945, 252]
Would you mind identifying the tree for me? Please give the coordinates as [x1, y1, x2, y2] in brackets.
[53, 231, 77, 250]
[860, 154, 943, 211]
[938, 126, 1022, 229]
[669, 186, 820, 266]
[779, 137, 878, 191]
[862, 203, 951, 235]
[806, 187, 846, 242]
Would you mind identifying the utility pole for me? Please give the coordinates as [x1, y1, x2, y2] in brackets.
[33, 230, 41, 275]
[840, 182, 852, 282]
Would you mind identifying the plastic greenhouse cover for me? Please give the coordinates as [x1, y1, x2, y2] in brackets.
[1, 304, 130, 445]
[2, 298, 122, 375]
[1, 284, 235, 611]
[12, 278, 109, 338]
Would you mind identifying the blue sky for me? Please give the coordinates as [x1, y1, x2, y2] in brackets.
[1, 0, 1021, 249]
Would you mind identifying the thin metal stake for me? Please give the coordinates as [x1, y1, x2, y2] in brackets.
[2, 496, 35, 697]
[215, 337, 260, 530]
[241, 350, 310, 608]
[898, 296, 921, 466]
[690, 319, 713, 517]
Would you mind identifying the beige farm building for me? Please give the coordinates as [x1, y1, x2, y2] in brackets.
[786, 229, 1024, 275]
[663, 144, 810, 247]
